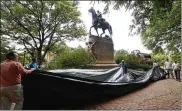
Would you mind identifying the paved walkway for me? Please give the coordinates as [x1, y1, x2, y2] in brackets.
[87, 79, 181, 110]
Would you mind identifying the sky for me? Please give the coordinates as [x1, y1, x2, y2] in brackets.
[66, 1, 152, 54]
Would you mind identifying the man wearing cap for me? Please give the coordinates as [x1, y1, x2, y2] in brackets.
[119, 60, 127, 73]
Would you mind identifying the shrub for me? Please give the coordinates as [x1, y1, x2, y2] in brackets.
[115, 54, 141, 64]
[45, 48, 94, 69]
[151, 53, 166, 66]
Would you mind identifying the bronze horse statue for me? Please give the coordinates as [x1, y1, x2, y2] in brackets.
[88, 7, 113, 38]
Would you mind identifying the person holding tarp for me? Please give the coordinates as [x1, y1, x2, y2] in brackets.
[119, 60, 127, 73]
[153, 60, 160, 68]
[173, 62, 181, 82]
[28, 58, 38, 69]
[0, 52, 35, 110]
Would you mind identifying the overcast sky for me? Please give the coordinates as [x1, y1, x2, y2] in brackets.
[66, 1, 151, 53]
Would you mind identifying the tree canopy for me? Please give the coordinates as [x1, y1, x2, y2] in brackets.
[0, 37, 15, 62]
[115, 49, 129, 55]
[1, 1, 86, 63]
[141, 1, 181, 54]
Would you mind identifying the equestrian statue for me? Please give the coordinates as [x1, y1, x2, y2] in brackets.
[88, 7, 113, 38]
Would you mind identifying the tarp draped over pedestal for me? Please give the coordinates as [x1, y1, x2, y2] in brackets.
[22, 66, 166, 110]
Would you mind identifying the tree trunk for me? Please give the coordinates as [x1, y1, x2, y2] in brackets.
[37, 49, 43, 65]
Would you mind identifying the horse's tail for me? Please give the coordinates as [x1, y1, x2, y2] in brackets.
[109, 25, 113, 36]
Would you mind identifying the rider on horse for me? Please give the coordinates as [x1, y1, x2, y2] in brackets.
[97, 10, 106, 25]
[89, 7, 113, 38]
[97, 10, 102, 19]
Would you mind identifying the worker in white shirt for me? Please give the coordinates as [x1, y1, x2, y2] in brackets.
[172, 61, 177, 77]
[164, 59, 174, 78]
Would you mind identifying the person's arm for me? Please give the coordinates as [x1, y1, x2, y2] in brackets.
[178, 64, 181, 70]
[17, 62, 35, 75]
[28, 64, 30, 69]
[36, 64, 39, 69]
[125, 63, 128, 67]
[118, 62, 121, 67]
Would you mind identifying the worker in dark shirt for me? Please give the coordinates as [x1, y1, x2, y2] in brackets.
[119, 60, 128, 73]
[28, 58, 38, 69]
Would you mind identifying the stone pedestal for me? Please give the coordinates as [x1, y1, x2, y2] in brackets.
[86, 35, 118, 69]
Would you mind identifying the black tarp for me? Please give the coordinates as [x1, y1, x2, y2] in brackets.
[22, 66, 166, 110]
